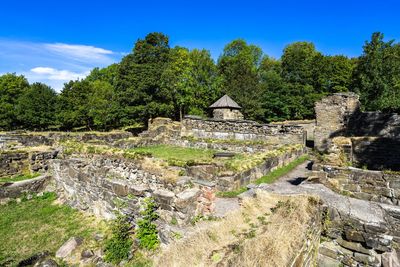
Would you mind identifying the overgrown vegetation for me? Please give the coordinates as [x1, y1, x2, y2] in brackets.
[0, 172, 40, 183]
[224, 144, 303, 172]
[136, 198, 160, 250]
[104, 214, 133, 264]
[0, 192, 102, 266]
[154, 192, 319, 266]
[128, 145, 215, 166]
[218, 155, 309, 197]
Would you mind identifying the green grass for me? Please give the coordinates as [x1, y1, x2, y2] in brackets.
[0, 173, 41, 184]
[0, 192, 103, 266]
[127, 145, 216, 166]
[217, 155, 309, 198]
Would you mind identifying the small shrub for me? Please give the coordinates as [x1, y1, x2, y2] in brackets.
[104, 214, 133, 264]
[136, 198, 159, 250]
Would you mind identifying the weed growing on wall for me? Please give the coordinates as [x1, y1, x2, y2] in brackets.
[137, 197, 160, 250]
[104, 214, 133, 264]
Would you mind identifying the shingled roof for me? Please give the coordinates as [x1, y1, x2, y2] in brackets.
[209, 94, 241, 109]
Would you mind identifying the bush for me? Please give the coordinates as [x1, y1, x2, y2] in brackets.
[104, 214, 133, 264]
[136, 198, 159, 250]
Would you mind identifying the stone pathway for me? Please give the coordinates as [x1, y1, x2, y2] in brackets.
[213, 160, 400, 225]
[252, 161, 396, 225]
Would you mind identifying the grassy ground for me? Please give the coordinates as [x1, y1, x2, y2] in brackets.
[154, 192, 318, 267]
[128, 145, 216, 166]
[218, 155, 309, 198]
[0, 192, 104, 266]
[0, 173, 41, 184]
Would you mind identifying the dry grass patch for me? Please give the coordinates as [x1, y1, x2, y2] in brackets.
[154, 191, 318, 267]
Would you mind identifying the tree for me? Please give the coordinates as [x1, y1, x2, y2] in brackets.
[87, 80, 118, 130]
[352, 32, 400, 112]
[0, 73, 29, 129]
[57, 79, 93, 130]
[188, 49, 219, 117]
[16, 83, 57, 130]
[161, 47, 195, 120]
[280, 42, 321, 119]
[116, 32, 173, 126]
[218, 39, 264, 121]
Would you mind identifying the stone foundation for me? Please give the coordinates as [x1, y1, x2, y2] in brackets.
[312, 165, 400, 206]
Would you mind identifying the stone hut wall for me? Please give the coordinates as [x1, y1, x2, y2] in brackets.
[182, 117, 305, 146]
[212, 108, 243, 120]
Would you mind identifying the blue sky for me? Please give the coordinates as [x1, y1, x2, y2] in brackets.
[0, 0, 399, 91]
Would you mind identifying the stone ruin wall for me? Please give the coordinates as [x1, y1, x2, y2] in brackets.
[181, 117, 305, 146]
[0, 150, 58, 178]
[313, 165, 400, 206]
[315, 93, 400, 170]
[51, 155, 215, 241]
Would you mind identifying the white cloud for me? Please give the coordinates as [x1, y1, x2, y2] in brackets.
[44, 43, 114, 62]
[30, 67, 88, 81]
[0, 39, 125, 92]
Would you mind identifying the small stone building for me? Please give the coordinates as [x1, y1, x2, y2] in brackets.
[209, 95, 244, 120]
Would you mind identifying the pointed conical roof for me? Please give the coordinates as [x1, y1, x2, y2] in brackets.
[209, 95, 241, 109]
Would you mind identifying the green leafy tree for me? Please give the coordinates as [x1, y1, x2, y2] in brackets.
[352, 32, 400, 112]
[0, 73, 29, 129]
[218, 39, 264, 121]
[57, 79, 93, 130]
[116, 32, 173, 126]
[189, 49, 220, 116]
[161, 47, 195, 120]
[16, 83, 58, 130]
[87, 80, 118, 130]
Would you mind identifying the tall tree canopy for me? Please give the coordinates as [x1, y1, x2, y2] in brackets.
[352, 32, 400, 112]
[16, 83, 57, 130]
[116, 32, 173, 126]
[218, 39, 264, 121]
[2, 31, 400, 131]
[0, 73, 30, 129]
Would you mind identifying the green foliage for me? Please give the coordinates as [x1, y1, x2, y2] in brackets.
[104, 214, 133, 264]
[136, 198, 159, 250]
[0, 192, 99, 266]
[352, 32, 400, 112]
[0, 172, 40, 184]
[0, 73, 29, 130]
[16, 82, 58, 130]
[3, 31, 400, 130]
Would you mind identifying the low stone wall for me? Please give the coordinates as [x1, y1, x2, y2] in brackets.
[0, 150, 58, 178]
[289, 210, 321, 267]
[312, 165, 400, 206]
[220, 147, 305, 191]
[0, 131, 132, 149]
[51, 155, 215, 231]
[0, 175, 51, 199]
[319, 203, 400, 266]
[271, 119, 316, 141]
[182, 117, 305, 145]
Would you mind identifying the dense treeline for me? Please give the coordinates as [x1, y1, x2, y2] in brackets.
[1, 32, 399, 131]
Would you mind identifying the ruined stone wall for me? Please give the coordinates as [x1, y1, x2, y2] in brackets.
[314, 93, 360, 152]
[0, 150, 58, 178]
[314, 93, 400, 170]
[51, 155, 214, 232]
[0, 175, 51, 199]
[319, 203, 400, 266]
[182, 118, 305, 145]
[312, 165, 400, 206]
[272, 119, 316, 141]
